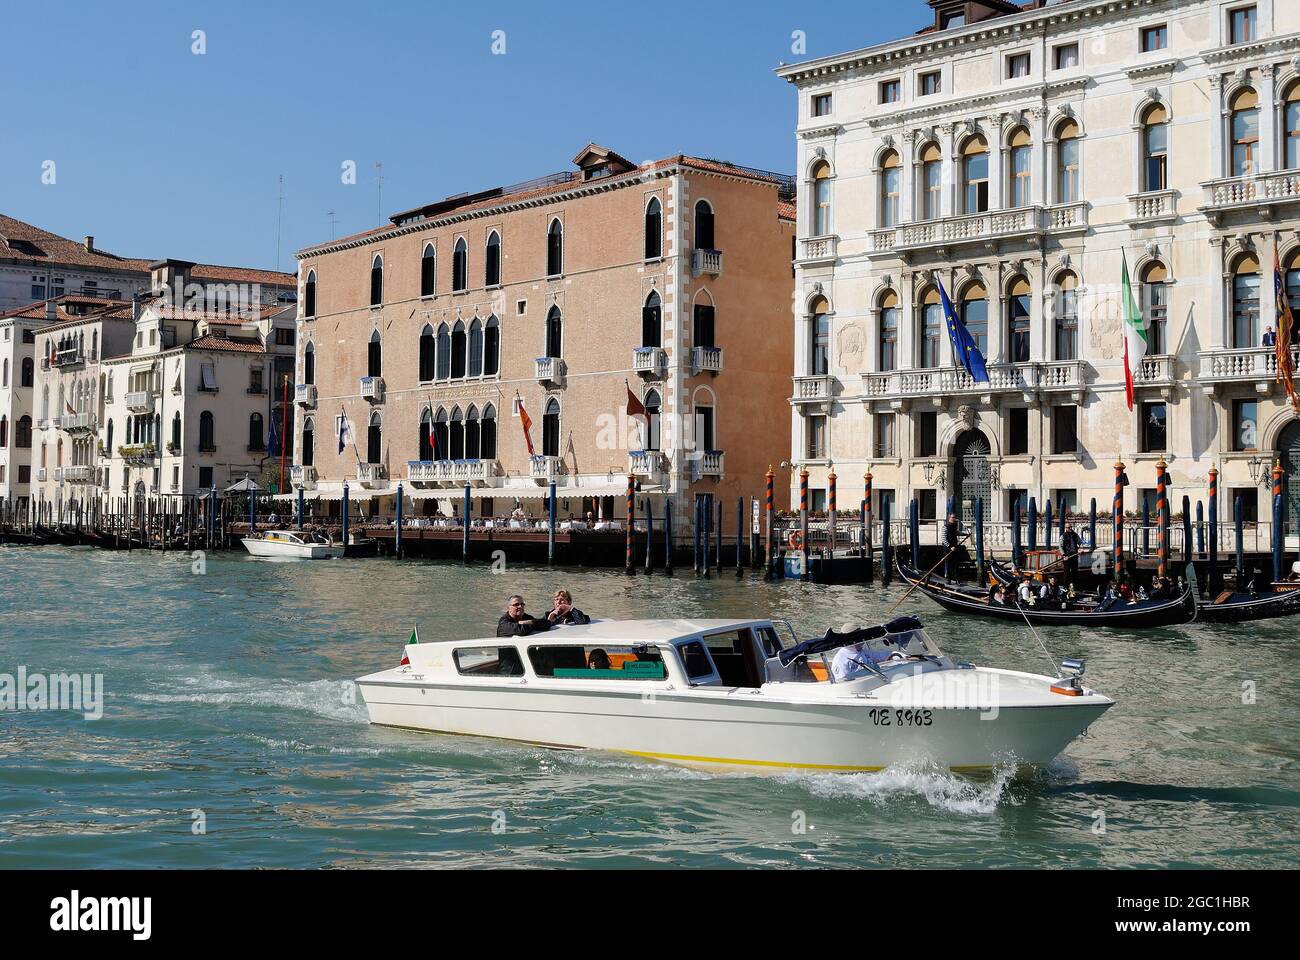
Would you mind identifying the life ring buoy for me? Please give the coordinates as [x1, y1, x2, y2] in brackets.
[788, 530, 804, 551]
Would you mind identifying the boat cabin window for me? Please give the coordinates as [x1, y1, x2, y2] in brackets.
[454, 646, 525, 677]
[677, 641, 717, 683]
[702, 629, 764, 687]
[528, 644, 666, 680]
[756, 626, 785, 657]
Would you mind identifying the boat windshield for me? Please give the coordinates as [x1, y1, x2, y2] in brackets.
[826, 630, 932, 681]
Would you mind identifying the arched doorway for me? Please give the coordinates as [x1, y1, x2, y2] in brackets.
[1280, 420, 1300, 527]
[952, 429, 991, 524]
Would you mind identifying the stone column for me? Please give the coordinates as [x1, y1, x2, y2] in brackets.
[1258, 63, 1277, 174]
[901, 130, 917, 224]
[1209, 74, 1226, 179]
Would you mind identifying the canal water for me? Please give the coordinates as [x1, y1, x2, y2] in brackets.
[1, 546, 1296, 869]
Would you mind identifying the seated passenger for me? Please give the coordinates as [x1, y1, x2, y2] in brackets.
[550, 589, 591, 625]
[496, 596, 553, 637]
[587, 648, 612, 670]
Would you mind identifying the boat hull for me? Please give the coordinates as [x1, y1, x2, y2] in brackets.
[1197, 587, 1300, 624]
[357, 673, 1111, 773]
[241, 537, 343, 560]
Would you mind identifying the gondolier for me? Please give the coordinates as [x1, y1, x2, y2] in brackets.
[1061, 523, 1081, 583]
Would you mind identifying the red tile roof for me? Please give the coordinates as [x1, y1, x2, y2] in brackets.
[778, 201, 797, 221]
[0, 295, 132, 327]
[187, 335, 267, 354]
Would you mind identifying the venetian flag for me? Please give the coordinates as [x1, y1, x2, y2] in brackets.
[518, 396, 536, 456]
[1121, 249, 1148, 411]
[1274, 249, 1299, 413]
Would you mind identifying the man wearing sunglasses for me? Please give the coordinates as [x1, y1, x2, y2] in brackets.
[496, 595, 555, 637]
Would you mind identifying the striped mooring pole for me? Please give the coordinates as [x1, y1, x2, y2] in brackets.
[763, 465, 774, 581]
[1113, 460, 1125, 583]
[625, 474, 635, 576]
[1156, 458, 1168, 579]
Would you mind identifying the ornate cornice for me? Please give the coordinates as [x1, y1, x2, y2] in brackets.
[797, 122, 843, 140]
[1202, 31, 1300, 68]
[1125, 59, 1177, 83]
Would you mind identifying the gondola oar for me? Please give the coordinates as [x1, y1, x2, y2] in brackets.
[888, 533, 971, 615]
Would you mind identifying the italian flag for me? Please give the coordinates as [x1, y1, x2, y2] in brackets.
[1121, 249, 1148, 411]
[400, 626, 419, 666]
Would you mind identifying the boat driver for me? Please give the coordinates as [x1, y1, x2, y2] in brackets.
[496, 595, 555, 636]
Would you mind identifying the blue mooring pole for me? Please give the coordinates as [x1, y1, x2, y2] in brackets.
[395, 482, 403, 558]
[736, 496, 744, 577]
[547, 480, 557, 566]
[208, 483, 217, 548]
[1234, 494, 1244, 580]
[1027, 497, 1037, 553]
[1089, 497, 1097, 552]
[975, 496, 985, 581]
[1196, 500, 1205, 557]
[1273, 492, 1284, 583]
[1182, 495, 1193, 567]
[909, 498, 919, 570]
[297, 486, 304, 531]
[1044, 498, 1053, 550]
[1012, 496, 1022, 568]
[341, 483, 350, 550]
[644, 499, 654, 575]
[693, 497, 702, 577]
[881, 496, 892, 584]
[664, 497, 674, 576]
[462, 483, 472, 562]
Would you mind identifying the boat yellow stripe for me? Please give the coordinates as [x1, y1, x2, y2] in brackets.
[622, 750, 885, 772]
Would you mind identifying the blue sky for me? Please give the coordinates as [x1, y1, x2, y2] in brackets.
[2, 0, 922, 271]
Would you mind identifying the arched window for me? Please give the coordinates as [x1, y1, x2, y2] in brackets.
[485, 232, 501, 286]
[644, 389, 662, 451]
[105, 419, 113, 453]
[449, 407, 465, 460]
[1285, 83, 1300, 170]
[465, 405, 481, 460]
[21, 357, 33, 387]
[12, 416, 30, 448]
[367, 330, 382, 378]
[919, 287, 942, 368]
[436, 323, 451, 380]
[960, 284, 988, 356]
[1009, 128, 1032, 208]
[812, 162, 833, 236]
[484, 315, 500, 377]
[962, 137, 989, 213]
[468, 319, 484, 377]
[879, 291, 899, 372]
[1057, 120, 1080, 203]
[694, 200, 716, 251]
[418, 325, 435, 382]
[367, 411, 382, 464]
[171, 412, 181, 449]
[1008, 277, 1033, 363]
[302, 417, 315, 466]
[369, 255, 383, 307]
[920, 143, 943, 220]
[304, 342, 315, 385]
[41, 385, 49, 420]
[546, 219, 563, 277]
[693, 299, 715, 349]
[452, 237, 468, 292]
[304, 269, 317, 317]
[451, 321, 467, 379]
[542, 398, 560, 457]
[91, 330, 97, 361]
[546, 306, 563, 359]
[199, 411, 214, 451]
[1230, 88, 1260, 177]
[249, 413, 264, 451]
[809, 295, 830, 376]
[1232, 255, 1260, 348]
[644, 198, 662, 259]
[434, 408, 449, 461]
[0, 416, 6, 447]
[880, 150, 901, 227]
[1141, 106, 1168, 191]
[642, 291, 662, 348]
[2, 358, 7, 387]
[1053, 273, 1079, 361]
[421, 244, 436, 297]
[418, 408, 434, 461]
[481, 404, 498, 458]
[1142, 263, 1168, 355]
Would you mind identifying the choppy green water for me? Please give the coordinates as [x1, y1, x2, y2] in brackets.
[0, 546, 1297, 868]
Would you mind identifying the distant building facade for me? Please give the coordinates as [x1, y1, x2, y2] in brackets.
[780, 0, 1300, 528]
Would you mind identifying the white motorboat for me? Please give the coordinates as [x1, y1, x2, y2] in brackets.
[241, 529, 344, 560]
[356, 616, 1113, 773]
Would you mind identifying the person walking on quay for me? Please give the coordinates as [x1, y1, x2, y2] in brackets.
[496, 595, 554, 637]
[1061, 522, 1081, 583]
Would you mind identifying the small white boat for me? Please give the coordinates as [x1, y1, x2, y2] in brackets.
[356, 616, 1113, 774]
[241, 529, 344, 560]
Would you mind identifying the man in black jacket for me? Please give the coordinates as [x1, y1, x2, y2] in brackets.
[496, 596, 554, 637]
[1061, 523, 1081, 584]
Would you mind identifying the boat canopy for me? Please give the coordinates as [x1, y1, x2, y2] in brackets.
[778, 616, 926, 667]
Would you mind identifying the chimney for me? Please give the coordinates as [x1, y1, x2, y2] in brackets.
[83, 236, 94, 253]
[148, 258, 195, 303]
[46, 300, 58, 321]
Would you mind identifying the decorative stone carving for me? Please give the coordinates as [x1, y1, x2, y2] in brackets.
[1089, 288, 1122, 361]
[813, 146, 826, 160]
[957, 404, 977, 430]
[1145, 87, 1162, 103]
[836, 322, 865, 369]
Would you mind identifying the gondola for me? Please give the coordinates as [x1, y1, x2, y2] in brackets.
[1195, 584, 1300, 624]
[897, 559, 1198, 628]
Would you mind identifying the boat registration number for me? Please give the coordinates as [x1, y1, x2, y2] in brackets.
[868, 708, 933, 727]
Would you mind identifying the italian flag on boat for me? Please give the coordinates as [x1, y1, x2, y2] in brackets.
[1121, 249, 1148, 411]
[400, 626, 419, 666]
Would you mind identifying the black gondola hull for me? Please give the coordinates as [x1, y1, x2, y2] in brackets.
[1197, 588, 1300, 624]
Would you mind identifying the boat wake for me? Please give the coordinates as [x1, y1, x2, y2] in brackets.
[785, 760, 1022, 816]
[132, 671, 368, 724]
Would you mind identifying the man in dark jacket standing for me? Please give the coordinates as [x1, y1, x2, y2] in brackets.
[496, 595, 554, 636]
[1061, 523, 1081, 584]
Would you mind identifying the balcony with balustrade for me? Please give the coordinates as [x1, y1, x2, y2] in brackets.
[791, 374, 834, 407]
[62, 465, 92, 484]
[1132, 354, 1176, 394]
[1201, 170, 1300, 224]
[1127, 189, 1178, 225]
[530, 455, 562, 483]
[295, 383, 317, 407]
[535, 357, 566, 387]
[125, 391, 154, 413]
[628, 451, 667, 482]
[59, 412, 95, 433]
[357, 462, 387, 488]
[797, 235, 838, 266]
[1038, 359, 1086, 402]
[870, 205, 1084, 261]
[1197, 347, 1300, 393]
[691, 451, 724, 480]
[632, 347, 666, 378]
[864, 363, 1039, 402]
[290, 465, 317, 490]
[691, 346, 723, 375]
[359, 376, 385, 402]
[692, 249, 723, 276]
[119, 443, 155, 463]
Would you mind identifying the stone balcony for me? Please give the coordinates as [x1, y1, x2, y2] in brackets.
[359, 376, 385, 403]
[632, 347, 666, 378]
[692, 248, 723, 277]
[791, 374, 834, 406]
[1197, 346, 1300, 393]
[357, 462, 387, 488]
[530, 455, 562, 484]
[797, 235, 838, 266]
[37, 468, 47, 482]
[59, 412, 95, 433]
[1201, 169, 1300, 224]
[62, 465, 92, 483]
[692, 346, 723, 375]
[535, 357, 566, 387]
[295, 383, 317, 406]
[290, 465, 317, 490]
[406, 459, 501, 488]
[119, 443, 155, 463]
[628, 450, 668, 482]
[1133, 354, 1176, 393]
[864, 362, 1039, 403]
[869, 204, 1086, 262]
[53, 348, 86, 368]
[691, 451, 724, 480]
[1127, 189, 1178, 225]
[125, 391, 154, 413]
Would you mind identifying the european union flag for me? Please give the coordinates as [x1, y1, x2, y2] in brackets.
[938, 278, 989, 384]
